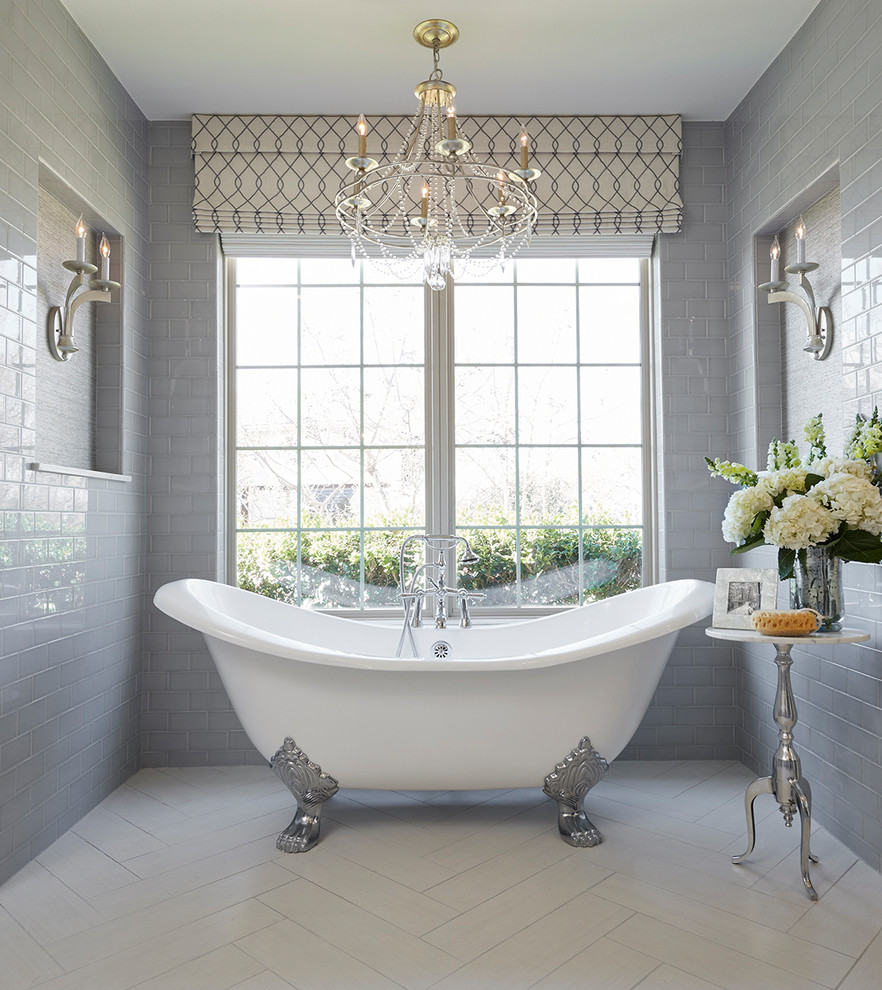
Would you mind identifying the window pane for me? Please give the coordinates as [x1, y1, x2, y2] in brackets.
[299, 258, 360, 284]
[300, 449, 361, 527]
[456, 367, 516, 445]
[520, 528, 580, 605]
[519, 447, 579, 524]
[236, 369, 297, 447]
[456, 447, 517, 526]
[363, 368, 424, 445]
[237, 259, 299, 286]
[518, 367, 579, 444]
[300, 287, 360, 365]
[300, 368, 361, 446]
[580, 366, 642, 443]
[582, 448, 642, 525]
[578, 258, 640, 283]
[579, 285, 641, 364]
[237, 450, 297, 527]
[583, 528, 642, 602]
[364, 529, 417, 607]
[364, 287, 424, 365]
[454, 286, 514, 364]
[516, 286, 576, 363]
[515, 258, 577, 283]
[236, 287, 299, 366]
[457, 527, 518, 606]
[237, 531, 298, 604]
[363, 448, 425, 525]
[301, 530, 362, 608]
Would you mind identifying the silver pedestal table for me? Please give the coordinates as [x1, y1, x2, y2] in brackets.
[706, 626, 869, 900]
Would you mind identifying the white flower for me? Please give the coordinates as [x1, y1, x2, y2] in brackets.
[763, 494, 837, 550]
[811, 457, 875, 482]
[756, 468, 808, 499]
[722, 486, 774, 545]
[809, 472, 882, 535]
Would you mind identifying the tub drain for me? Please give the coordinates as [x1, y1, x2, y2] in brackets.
[430, 641, 451, 659]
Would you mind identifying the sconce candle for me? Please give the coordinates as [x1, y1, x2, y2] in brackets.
[420, 184, 429, 219]
[520, 131, 529, 170]
[795, 215, 806, 264]
[99, 234, 110, 280]
[75, 215, 86, 263]
[770, 235, 781, 282]
[447, 106, 456, 140]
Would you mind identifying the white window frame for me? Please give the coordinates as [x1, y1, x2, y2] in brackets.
[224, 244, 656, 616]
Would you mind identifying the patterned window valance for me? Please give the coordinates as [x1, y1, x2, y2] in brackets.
[191, 113, 682, 238]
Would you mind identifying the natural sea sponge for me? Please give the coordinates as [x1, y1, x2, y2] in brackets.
[751, 609, 822, 636]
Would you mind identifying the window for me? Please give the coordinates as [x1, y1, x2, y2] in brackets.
[229, 254, 650, 611]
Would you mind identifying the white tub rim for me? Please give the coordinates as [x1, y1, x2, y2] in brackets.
[154, 578, 714, 673]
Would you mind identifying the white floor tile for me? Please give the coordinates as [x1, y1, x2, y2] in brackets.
[634, 963, 727, 990]
[257, 878, 462, 989]
[47, 862, 293, 971]
[0, 861, 106, 943]
[132, 944, 263, 990]
[592, 871, 854, 988]
[607, 913, 833, 990]
[236, 917, 407, 990]
[0, 906, 64, 989]
[530, 932, 660, 990]
[35, 831, 139, 900]
[0, 762, 879, 990]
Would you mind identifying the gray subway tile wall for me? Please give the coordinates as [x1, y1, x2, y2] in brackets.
[1, 0, 881, 886]
[725, 0, 882, 869]
[0, 0, 149, 884]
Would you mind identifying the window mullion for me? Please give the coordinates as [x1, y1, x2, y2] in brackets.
[425, 276, 455, 536]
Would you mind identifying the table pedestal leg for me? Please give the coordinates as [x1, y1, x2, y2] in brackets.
[731, 776, 773, 863]
[732, 642, 819, 900]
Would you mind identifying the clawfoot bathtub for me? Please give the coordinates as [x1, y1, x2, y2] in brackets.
[154, 578, 714, 852]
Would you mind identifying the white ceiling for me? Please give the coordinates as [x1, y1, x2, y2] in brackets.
[61, 0, 823, 122]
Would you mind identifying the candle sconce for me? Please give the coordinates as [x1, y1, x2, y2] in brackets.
[48, 221, 120, 362]
[758, 220, 833, 362]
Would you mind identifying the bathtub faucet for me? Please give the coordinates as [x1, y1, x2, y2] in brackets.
[398, 534, 484, 631]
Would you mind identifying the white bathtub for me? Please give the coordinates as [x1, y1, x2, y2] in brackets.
[154, 578, 714, 851]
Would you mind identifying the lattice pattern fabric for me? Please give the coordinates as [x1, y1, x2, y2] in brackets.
[191, 113, 682, 237]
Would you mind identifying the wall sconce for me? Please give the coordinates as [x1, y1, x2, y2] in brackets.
[48, 217, 120, 362]
[758, 216, 833, 361]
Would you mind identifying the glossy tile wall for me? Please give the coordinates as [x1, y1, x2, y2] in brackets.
[0, 0, 150, 885]
[725, 0, 882, 868]
[141, 121, 250, 767]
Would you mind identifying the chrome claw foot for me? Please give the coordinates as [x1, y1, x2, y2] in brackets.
[543, 737, 609, 848]
[276, 809, 322, 853]
[270, 737, 339, 853]
[557, 809, 603, 847]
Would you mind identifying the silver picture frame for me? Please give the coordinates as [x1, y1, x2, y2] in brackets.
[712, 567, 778, 629]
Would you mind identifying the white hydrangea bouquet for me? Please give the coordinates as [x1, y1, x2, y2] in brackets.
[706, 411, 882, 579]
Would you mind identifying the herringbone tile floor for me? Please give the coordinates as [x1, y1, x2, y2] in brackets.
[1, 761, 881, 989]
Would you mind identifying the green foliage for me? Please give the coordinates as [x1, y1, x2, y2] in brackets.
[237, 511, 642, 607]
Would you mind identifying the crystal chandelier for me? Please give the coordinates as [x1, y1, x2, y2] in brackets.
[335, 19, 540, 290]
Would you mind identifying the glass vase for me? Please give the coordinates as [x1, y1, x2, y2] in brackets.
[791, 546, 844, 631]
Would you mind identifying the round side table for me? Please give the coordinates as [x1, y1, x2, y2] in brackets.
[706, 626, 869, 900]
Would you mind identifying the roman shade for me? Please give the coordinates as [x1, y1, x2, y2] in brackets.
[192, 113, 682, 238]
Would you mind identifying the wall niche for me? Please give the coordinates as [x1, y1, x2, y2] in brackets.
[36, 167, 125, 477]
